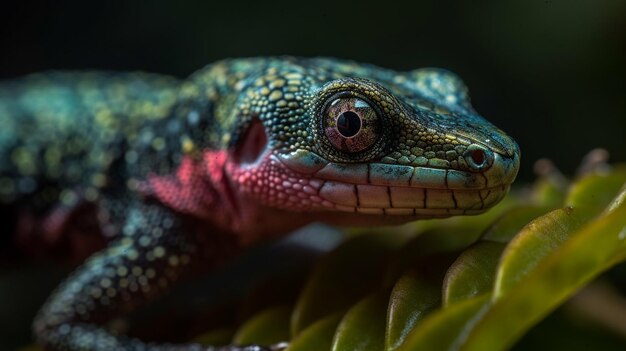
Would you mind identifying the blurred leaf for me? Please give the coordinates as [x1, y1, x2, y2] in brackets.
[531, 175, 567, 208]
[481, 205, 553, 243]
[463, 187, 626, 350]
[286, 314, 342, 351]
[384, 226, 484, 286]
[331, 293, 388, 351]
[564, 169, 626, 220]
[494, 207, 585, 298]
[495, 170, 626, 298]
[291, 234, 401, 336]
[386, 272, 441, 351]
[232, 305, 291, 346]
[395, 294, 491, 351]
[443, 241, 505, 305]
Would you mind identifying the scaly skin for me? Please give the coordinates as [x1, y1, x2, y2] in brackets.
[0, 57, 520, 351]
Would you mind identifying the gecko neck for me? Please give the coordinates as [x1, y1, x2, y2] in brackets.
[146, 149, 313, 245]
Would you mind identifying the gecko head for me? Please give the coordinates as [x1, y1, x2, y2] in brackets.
[225, 61, 520, 226]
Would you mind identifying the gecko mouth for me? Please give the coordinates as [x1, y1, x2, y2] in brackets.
[274, 149, 518, 217]
[314, 180, 509, 216]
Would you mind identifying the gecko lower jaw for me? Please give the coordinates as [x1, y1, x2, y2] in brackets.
[273, 150, 518, 217]
[276, 149, 519, 190]
[315, 181, 510, 216]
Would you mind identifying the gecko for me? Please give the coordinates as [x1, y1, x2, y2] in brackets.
[0, 57, 520, 351]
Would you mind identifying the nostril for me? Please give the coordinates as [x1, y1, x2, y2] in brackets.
[470, 148, 485, 166]
[464, 144, 494, 171]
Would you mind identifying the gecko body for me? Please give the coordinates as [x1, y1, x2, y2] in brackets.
[0, 58, 520, 350]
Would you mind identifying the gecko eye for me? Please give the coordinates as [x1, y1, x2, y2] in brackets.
[323, 97, 381, 153]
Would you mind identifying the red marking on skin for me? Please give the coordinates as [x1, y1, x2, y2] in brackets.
[146, 147, 314, 240]
[147, 155, 222, 220]
[205, 151, 228, 185]
[146, 145, 336, 243]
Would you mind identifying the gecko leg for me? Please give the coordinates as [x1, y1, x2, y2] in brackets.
[33, 200, 274, 351]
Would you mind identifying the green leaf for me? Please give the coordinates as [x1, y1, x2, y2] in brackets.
[232, 305, 291, 346]
[291, 234, 401, 336]
[331, 293, 388, 351]
[395, 294, 491, 351]
[384, 226, 484, 286]
[385, 272, 441, 351]
[286, 314, 342, 351]
[530, 172, 568, 209]
[462, 187, 626, 350]
[481, 205, 553, 243]
[493, 207, 585, 298]
[443, 241, 505, 306]
[494, 172, 626, 298]
[483, 167, 625, 244]
[564, 169, 626, 219]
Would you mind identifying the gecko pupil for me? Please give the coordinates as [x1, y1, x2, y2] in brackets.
[336, 111, 361, 138]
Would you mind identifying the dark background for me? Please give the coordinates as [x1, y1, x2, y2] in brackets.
[1, 1, 625, 181]
[1, 1, 626, 349]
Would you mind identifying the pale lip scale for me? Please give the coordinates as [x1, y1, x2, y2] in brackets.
[275, 148, 517, 216]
